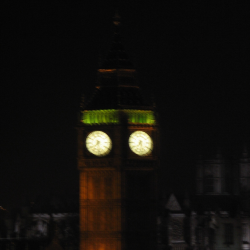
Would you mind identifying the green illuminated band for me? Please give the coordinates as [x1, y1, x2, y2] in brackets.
[81, 109, 155, 125]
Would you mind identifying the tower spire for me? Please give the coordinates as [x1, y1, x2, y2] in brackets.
[84, 15, 153, 110]
[113, 11, 121, 26]
[100, 13, 134, 69]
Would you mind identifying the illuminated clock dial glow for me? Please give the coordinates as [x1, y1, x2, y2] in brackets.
[86, 131, 112, 156]
[129, 131, 153, 156]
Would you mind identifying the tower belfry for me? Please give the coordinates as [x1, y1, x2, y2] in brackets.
[77, 16, 160, 250]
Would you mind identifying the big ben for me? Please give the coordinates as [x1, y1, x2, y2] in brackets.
[77, 15, 160, 250]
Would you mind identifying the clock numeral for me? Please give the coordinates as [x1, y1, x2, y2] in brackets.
[86, 131, 112, 157]
[129, 131, 153, 156]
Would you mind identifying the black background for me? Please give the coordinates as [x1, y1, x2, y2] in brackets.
[1, 1, 249, 209]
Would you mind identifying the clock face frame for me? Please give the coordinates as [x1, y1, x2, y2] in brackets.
[129, 131, 153, 156]
[86, 131, 112, 157]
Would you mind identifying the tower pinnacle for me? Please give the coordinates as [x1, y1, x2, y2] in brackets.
[101, 13, 133, 70]
[113, 12, 121, 26]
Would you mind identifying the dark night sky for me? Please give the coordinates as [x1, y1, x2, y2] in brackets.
[1, 1, 250, 209]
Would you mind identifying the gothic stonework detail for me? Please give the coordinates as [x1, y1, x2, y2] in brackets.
[80, 232, 122, 238]
[170, 218, 184, 242]
[80, 200, 121, 206]
[78, 159, 115, 169]
[86, 170, 114, 176]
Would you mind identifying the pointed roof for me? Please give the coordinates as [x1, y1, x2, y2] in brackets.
[165, 194, 182, 211]
[101, 13, 134, 69]
[82, 14, 154, 111]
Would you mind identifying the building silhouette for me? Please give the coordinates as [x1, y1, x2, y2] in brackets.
[1, 15, 250, 250]
[158, 145, 250, 250]
[0, 195, 79, 249]
[76, 14, 160, 250]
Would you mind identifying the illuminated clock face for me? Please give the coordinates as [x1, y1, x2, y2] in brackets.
[129, 131, 153, 156]
[86, 131, 112, 156]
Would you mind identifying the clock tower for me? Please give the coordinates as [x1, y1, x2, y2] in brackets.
[77, 16, 160, 250]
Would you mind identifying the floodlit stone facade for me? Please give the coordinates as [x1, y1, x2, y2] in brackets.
[158, 146, 250, 250]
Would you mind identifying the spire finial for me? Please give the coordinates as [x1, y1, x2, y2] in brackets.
[113, 11, 121, 26]
[100, 12, 134, 69]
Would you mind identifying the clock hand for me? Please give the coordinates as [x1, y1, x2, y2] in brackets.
[138, 140, 143, 148]
[89, 141, 99, 151]
[92, 140, 100, 148]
